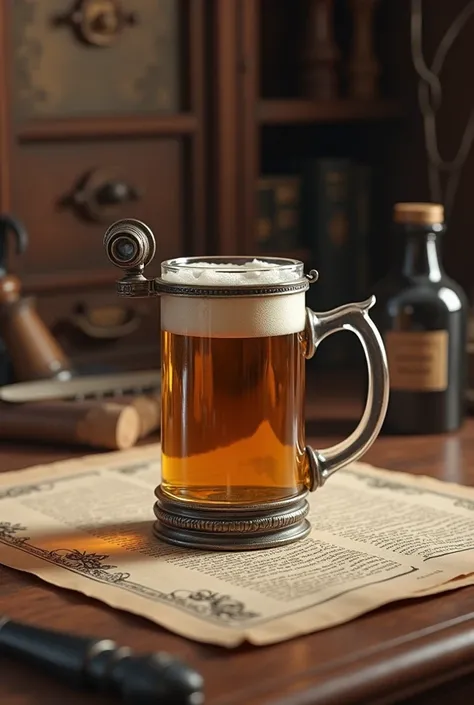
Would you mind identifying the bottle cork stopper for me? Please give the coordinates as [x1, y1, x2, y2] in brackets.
[393, 202, 444, 226]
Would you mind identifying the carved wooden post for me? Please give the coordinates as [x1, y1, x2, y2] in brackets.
[300, 0, 340, 100]
[348, 0, 380, 100]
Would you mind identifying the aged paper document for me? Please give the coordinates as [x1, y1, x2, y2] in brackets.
[1, 444, 474, 647]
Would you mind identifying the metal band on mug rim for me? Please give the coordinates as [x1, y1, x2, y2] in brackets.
[152, 276, 311, 298]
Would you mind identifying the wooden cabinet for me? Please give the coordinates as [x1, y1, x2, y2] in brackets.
[0, 0, 206, 372]
[0, 0, 402, 373]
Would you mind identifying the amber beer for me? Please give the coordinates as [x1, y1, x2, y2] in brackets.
[160, 273, 308, 505]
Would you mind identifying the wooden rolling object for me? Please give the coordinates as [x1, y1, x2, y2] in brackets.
[0, 214, 74, 382]
[0, 387, 160, 450]
[113, 393, 161, 439]
[0, 399, 141, 451]
[348, 0, 380, 100]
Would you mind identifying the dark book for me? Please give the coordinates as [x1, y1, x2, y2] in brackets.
[301, 159, 352, 310]
[351, 162, 372, 301]
[301, 159, 352, 368]
[256, 176, 301, 252]
[256, 179, 274, 250]
[346, 162, 373, 369]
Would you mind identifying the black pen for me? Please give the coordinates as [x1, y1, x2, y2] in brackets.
[0, 616, 204, 705]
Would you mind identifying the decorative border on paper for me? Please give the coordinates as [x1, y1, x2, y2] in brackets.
[0, 521, 421, 628]
[0, 522, 260, 625]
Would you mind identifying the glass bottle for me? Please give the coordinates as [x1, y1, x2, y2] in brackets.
[372, 202, 468, 434]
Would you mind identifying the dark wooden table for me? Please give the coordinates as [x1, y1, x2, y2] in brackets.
[2, 380, 474, 705]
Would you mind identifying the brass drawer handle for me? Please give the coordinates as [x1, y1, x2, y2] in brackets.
[72, 304, 141, 339]
[53, 0, 138, 48]
[62, 168, 140, 223]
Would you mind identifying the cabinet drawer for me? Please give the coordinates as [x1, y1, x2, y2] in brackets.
[11, 138, 184, 287]
[35, 287, 160, 370]
[12, 0, 181, 120]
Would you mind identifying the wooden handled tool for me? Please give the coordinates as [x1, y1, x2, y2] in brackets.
[0, 395, 160, 450]
[0, 214, 74, 382]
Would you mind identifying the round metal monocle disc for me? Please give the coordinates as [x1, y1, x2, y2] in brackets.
[153, 487, 311, 550]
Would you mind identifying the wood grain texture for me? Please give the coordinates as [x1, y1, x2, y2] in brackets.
[1, 375, 474, 705]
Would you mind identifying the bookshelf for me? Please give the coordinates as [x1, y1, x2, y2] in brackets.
[209, 0, 405, 295]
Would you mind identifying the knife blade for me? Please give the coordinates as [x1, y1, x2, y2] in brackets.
[0, 370, 161, 403]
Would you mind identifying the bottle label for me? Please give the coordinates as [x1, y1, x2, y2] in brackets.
[385, 330, 448, 392]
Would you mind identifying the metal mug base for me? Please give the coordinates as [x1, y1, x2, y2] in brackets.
[152, 486, 311, 551]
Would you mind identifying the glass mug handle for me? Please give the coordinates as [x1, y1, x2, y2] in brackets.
[303, 295, 389, 491]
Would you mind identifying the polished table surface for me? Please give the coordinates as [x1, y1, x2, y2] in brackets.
[2, 379, 474, 705]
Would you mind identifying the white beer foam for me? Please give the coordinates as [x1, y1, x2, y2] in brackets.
[161, 260, 306, 337]
[161, 292, 306, 338]
[161, 259, 301, 287]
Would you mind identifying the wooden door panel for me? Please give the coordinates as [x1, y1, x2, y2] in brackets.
[11, 137, 184, 285]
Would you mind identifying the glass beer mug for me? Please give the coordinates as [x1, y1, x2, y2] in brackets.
[104, 219, 389, 550]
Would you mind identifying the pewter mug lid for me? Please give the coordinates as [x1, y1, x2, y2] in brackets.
[104, 218, 319, 298]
